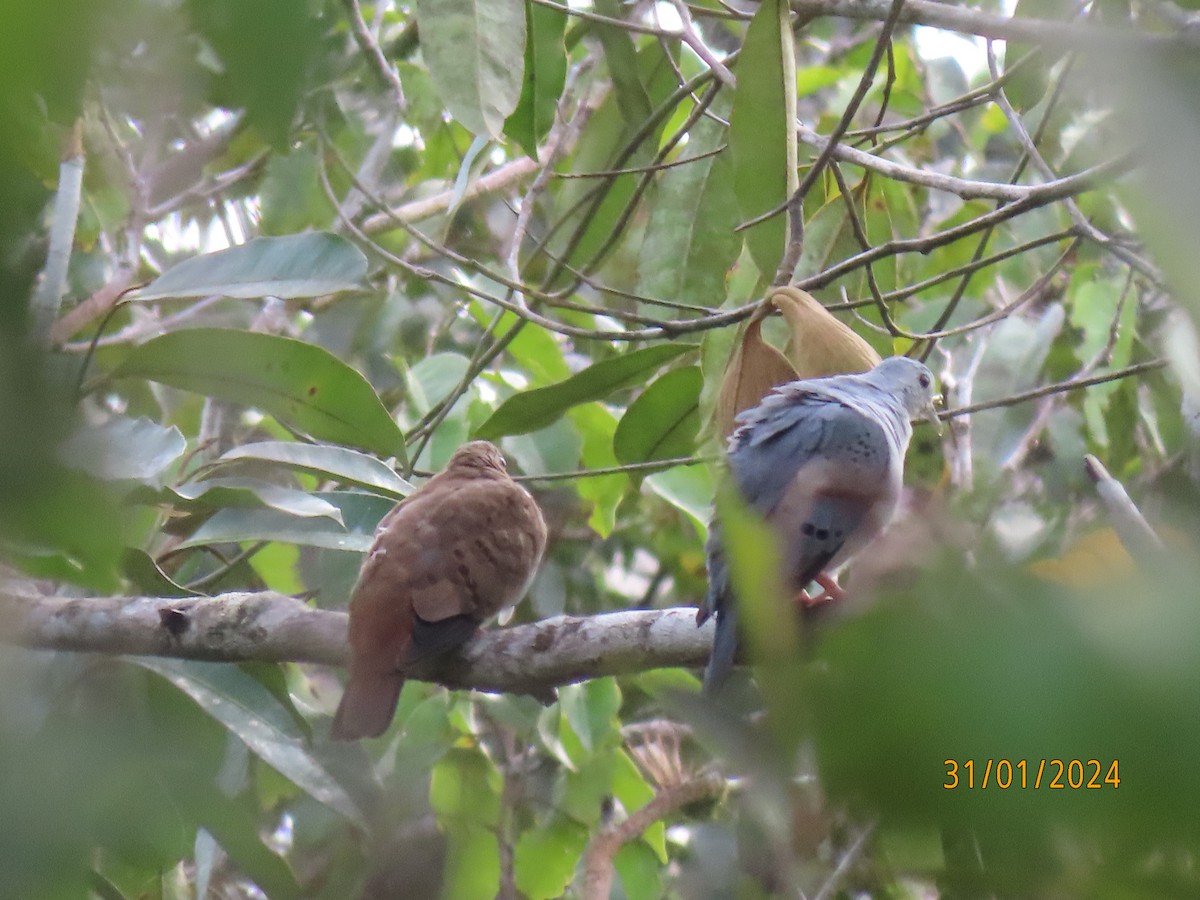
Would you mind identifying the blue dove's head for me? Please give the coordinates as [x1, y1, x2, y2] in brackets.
[864, 356, 940, 427]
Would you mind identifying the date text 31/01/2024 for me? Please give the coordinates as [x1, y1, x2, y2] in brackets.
[944, 759, 1120, 790]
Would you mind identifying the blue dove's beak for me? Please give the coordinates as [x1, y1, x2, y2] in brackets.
[926, 394, 944, 435]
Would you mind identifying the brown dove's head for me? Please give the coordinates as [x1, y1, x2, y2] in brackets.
[447, 440, 508, 474]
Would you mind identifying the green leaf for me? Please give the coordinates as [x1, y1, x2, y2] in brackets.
[551, 42, 678, 275]
[120, 548, 200, 597]
[613, 366, 702, 465]
[503, 1, 567, 157]
[58, 415, 186, 483]
[165, 478, 345, 523]
[593, 0, 652, 127]
[615, 840, 664, 899]
[132, 233, 367, 301]
[613, 749, 666, 862]
[185, 0, 323, 149]
[514, 819, 588, 900]
[430, 748, 502, 827]
[716, 483, 803, 755]
[259, 149, 333, 235]
[1004, 0, 1074, 112]
[178, 490, 393, 551]
[0, 468, 124, 591]
[113, 329, 405, 457]
[440, 826, 501, 900]
[638, 94, 740, 310]
[187, 785, 301, 900]
[793, 189, 853, 285]
[403, 351, 472, 415]
[645, 463, 712, 538]
[137, 659, 364, 826]
[502, 312, 571, 382]
[415, 0, 526, 139]
[570, 404, 625, 538]
[475, 343, 696, 439]
[213, 441, 412, 498]
[730, 0, 788, 279]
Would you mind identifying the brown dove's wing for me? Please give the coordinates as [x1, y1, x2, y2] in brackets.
[407, 476, 547, 626]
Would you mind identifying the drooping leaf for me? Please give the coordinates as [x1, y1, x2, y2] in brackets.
[475, 343, 696, 439]
[132, 233, 367, 301]
[415, 0, 526, 139]
[729, 0, 788, 280]
[504, 1, 567, 157]
[137, 659, 364, 826]
[713, 315, 797, 438]
[592, 0, 652, 128]
[638, 93, 740, 310]
[113, 329, 404, 457]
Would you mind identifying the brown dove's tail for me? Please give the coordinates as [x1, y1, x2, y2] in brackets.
[330, 671, 405, 741]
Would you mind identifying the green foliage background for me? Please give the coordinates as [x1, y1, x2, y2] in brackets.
[2, 0, 1200, 897]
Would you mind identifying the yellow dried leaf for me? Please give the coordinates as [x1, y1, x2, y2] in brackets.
[1029, 528, 1136, 588]
[714, 314, 798, 437]
[770, 286, 881, 379]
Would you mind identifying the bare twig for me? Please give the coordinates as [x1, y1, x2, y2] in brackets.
[812, 822, 877, 900]
[1083, 455, 1166, 564]
[361, 157, 543, 232]
[33, 121, 86, 345]
[342, 0, 407, 111]
[48, 266, 139, 345]
[940, 359, 1167, 419]
[579, 772, 725, 900]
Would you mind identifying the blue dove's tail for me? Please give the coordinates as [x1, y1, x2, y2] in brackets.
[699, 528, 737, 693]
[703, 601, 738, 694]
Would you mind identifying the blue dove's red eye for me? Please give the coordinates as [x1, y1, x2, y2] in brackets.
[918, 373, 931, 389]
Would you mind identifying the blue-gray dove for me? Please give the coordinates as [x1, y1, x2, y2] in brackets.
[697, 356, 938, 693]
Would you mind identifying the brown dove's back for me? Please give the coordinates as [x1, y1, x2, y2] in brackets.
[332, 445, 547, 740]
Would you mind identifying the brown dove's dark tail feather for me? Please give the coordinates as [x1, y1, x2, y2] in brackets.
[330, 671, 405, 741]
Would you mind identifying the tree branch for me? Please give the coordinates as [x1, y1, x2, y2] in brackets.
[0, 590, 713, 699]
[791, 0, 1200, 52]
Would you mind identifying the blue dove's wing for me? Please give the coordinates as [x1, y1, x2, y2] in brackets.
[728, 392, 843, 514]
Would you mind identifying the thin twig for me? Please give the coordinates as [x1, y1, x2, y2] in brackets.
[1083, 454, 1166, 564]
[940, 359, 1166, 419]
[341, 0, 407, 111]
[579, 772, 725, 900]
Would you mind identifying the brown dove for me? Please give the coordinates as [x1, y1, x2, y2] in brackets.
[331, 441, 547, 740]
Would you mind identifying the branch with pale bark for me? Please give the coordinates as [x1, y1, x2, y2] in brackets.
[0, 589, 713, 699]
